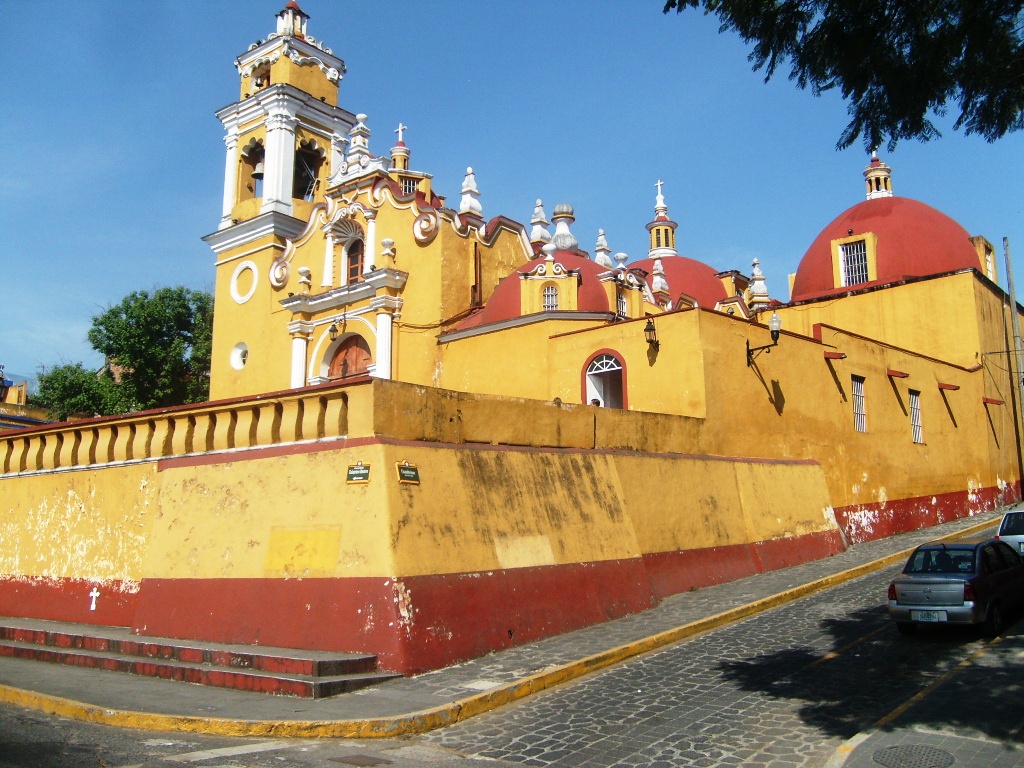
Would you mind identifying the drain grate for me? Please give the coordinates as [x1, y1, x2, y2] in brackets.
[873, 744, 955, 768]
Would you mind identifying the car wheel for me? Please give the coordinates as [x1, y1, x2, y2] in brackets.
[896, 622, 917, 636]
[983, 603, 1003, 639]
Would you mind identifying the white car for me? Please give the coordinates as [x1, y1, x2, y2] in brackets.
[997, 510, 1024, 555]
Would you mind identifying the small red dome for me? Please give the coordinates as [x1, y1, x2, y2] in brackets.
[455, 251, 613, 331]
[791, 197, 980, 301]
[631, 255, 728, 308]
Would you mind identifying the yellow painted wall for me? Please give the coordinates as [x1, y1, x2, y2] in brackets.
[777, 272, 992, 368]
[0, 383, 834, 586]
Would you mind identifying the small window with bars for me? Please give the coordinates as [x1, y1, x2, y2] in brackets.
[840, 239, 869, 286]
[616, 291, 627, 318]
[909, 389, 924, 443]
[402, 178, 418, 196]
[851, 375, 867, 432]
[542, 284, 558, 311]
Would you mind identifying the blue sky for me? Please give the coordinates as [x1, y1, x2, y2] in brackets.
[3, 1, 1024, 381]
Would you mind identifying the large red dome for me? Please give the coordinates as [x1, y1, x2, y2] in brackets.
[790, 197, 981, 302]
[631, 255, 728, 308]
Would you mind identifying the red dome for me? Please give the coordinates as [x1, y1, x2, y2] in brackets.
[631, 255, 728, 308]
[791, 197, 980, 301]
[455, 251, 612, 331]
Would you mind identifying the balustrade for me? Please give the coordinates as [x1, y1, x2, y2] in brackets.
[0, 384, 354, 476]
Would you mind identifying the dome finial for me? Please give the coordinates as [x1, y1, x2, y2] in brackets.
[646, 179, 679, 258]
[550, 203, 578, 251]
[864, 151, 893, 200]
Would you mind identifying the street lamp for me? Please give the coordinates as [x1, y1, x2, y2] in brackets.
[746, 312, 782, 366]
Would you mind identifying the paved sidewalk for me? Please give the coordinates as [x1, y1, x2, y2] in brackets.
[0, 507, 1017, 763]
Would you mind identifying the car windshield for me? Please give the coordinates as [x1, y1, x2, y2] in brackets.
[904, 547, 975, 575]
[1000, 512, 1024, 536]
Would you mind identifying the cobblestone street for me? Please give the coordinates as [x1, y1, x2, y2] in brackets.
[423, 567, 1010, 767]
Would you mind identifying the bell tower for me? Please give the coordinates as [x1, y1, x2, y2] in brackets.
[204, 3, 358, 401]
[210, 1, 355, 232]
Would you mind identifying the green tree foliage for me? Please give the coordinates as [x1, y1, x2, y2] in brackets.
[35, 287, 213, 420]
[34, 363, 121, 421]
[663, 0, 1024, 150]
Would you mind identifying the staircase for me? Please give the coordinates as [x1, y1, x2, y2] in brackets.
[0, 617, 400, 698]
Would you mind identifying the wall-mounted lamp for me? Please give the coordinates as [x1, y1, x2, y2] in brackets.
[644, 318, 659, 351]
[328, 323, 339, 341]
[746, 312, 782, 366]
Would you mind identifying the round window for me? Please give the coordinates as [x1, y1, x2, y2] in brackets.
[230, 343, 249, 370]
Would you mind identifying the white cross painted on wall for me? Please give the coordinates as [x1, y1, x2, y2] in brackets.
[89, 587, 100, 611]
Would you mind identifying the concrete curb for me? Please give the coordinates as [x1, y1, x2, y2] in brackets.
[0, 518, 997, 739]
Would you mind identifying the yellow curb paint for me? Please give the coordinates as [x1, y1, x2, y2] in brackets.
[0, 517, 998, 739]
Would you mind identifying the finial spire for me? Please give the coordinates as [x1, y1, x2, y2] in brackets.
[594, 229, 615, 268]
[530, 200, 552, 248]
[864, 151, 893, 199]
[748, 258, 771, 311]
[646, 179, 678, 258]
[346, 114, 373, 164]
[459, 167, 483, 217]
[390, 123, 410, 171]
[550, 204, 578, 252]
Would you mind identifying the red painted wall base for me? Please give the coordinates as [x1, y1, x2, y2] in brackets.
[1, 483, 1018, 674]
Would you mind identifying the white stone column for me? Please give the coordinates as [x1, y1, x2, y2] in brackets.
[374, 311, 392, 380]
[288, 322, 312, 388]
[363, 210, 377, 274]
[261, 109, 298, 216]
[370, 297, 402, 380]
[220, 130, 239, 229]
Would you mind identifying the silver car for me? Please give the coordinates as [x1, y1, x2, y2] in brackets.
[887, 537, 1024, 637]
[997, 509, 1024, 554]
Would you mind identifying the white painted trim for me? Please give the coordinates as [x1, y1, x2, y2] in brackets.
[230, 260, 259, 304]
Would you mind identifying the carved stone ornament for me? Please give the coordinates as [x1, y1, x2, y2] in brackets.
[413, 211, 440, 244]
[270, 205, 329, 289]
[284, 43, 345, 83]
[237, 51, 281, 77]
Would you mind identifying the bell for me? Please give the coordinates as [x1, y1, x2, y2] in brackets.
[251, 161, 265, 180]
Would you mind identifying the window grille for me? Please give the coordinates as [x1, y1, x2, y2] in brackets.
[616, 292, 627, 318]
[852, 375, 867, 432]
[909, 389, 923, 443]
[840, 239, 869, 286]
[587, 354, 622, 374]
[542, 285, 558, 311]
[402, 178, 418, 196]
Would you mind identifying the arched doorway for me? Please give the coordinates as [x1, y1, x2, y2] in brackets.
[328, 335, 372, 380]
[585, 353, 624, 408]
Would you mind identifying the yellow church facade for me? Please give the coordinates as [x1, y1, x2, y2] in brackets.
[0, 2, 1021, 675]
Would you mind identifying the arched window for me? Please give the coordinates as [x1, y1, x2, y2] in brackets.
[294, 140, 325, 201]
[542, 284, 559, 311]
[240, 139, 265, 200]
[328, 335, 372, 379]
[346, 240, 364, 285]
[585, 354, 624, 409]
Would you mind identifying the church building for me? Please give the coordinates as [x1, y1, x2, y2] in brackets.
[0, 3, 1020, 677]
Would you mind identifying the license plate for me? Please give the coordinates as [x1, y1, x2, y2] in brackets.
[911, 610, 946, 622]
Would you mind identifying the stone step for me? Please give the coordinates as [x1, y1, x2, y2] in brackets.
[0, 617, 400, 698]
